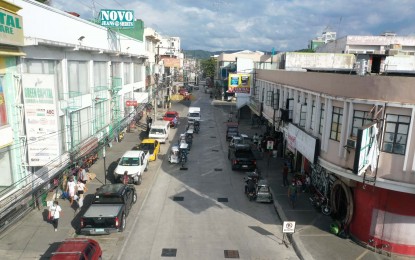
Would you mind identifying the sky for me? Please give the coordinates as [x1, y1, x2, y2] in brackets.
[50, 0, 415, 52]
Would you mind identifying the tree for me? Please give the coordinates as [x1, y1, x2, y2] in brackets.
[200, 57, 216, 82]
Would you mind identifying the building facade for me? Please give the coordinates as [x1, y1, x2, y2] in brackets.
[0, 0, 150, 231]
[252, 59, 415, 255]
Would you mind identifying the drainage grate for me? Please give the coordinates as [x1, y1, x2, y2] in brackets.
[173, 196, 184, 201]
[210, 136, 216, 138]
[214, 168, 222, 171]
[217, 198, 228, 202]
[209, 126, 215, 128]
[180, 167, 188, 171]
[161, 248, 177, 257]
[212, 149, 219, 152]
[224, 250, 239, 258]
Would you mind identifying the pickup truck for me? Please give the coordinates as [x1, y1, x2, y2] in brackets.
[80, 184, 137, 235]
[114, 150, 149, 185]
[228, 143, 257, 171]
[226, 122, 239, 141]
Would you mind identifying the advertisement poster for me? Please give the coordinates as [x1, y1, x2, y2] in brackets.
[228, 73, 250, 93]
[22, 74, 60, 166]
[0, 76, 7, 127]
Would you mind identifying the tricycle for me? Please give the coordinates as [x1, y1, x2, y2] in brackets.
[179, 143, 189, 167]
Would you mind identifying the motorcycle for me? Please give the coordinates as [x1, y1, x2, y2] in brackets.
[309, 189, 331, 216]
[247, 190, 256, 201]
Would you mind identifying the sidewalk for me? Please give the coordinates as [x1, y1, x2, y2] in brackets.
[235, 117, 393, 260]
[0, 122, 145, 259]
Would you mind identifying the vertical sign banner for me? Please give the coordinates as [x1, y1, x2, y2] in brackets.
[354, 123, 379, 175]
[0, 76, 7, 127]
[22, 74, 60, 166]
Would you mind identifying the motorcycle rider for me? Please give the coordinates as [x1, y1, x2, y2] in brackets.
[245, 178, 256, 194]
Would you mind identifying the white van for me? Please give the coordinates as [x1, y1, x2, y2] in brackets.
[148, 121, 170, 143]
[188, 107, 201, 122]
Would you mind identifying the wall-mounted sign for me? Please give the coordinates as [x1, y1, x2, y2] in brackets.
[99, 9, 135, 28]
[354, 122, 379, 175]
[126, 100, 138, 107]
[227, 73, 250, 93]
[288, 123, 319, 164]
[0, 8, 24, 46]
[22, 74, 60, 166]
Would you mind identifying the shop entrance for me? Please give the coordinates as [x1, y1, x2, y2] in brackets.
[331, 180, 354, 225]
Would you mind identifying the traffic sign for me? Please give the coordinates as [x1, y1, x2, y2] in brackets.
[126, 100, 138, 107]
[267, 140, 274, 150]
[282, 221, 296, 233]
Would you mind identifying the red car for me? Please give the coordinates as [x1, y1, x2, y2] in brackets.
[163, 111, 179, 127]
[50, 238, 102, 260]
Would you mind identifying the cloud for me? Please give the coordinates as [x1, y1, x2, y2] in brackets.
[50, 0, 415, 52]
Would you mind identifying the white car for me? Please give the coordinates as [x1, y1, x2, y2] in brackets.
[114, 150, 149, 185]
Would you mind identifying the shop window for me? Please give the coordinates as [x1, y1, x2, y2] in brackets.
[0, 147, 13, 187]
[68, 61, 89, 97]
[330, 107, 343, 141]
[382, 114, 410, 155]
[351, 110, 373, 137]
[0, 75, 7, 127]
[319, 103, 325, 135]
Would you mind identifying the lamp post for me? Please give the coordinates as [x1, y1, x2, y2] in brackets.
[103, 146, 107, 185]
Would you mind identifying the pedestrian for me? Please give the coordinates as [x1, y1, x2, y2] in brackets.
[282, 163, 289, 187]
[76, 181, 87, 208]
[66, 176, 76, 206]
[48, 200, 62, 232]
[288, 180, 298, 208]
[252, 133, 259, 146]
[258, 135, 263, 151]
[123, 171, 129, 185]
[78, 166, 88, 184]
[302, 174, 311, 193]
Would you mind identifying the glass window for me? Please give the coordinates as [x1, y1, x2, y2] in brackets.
[352, 110, 373, 137]
[124, 63, 131, 84]
[94, 62, 108, 88]
[70, 107, 91, 148]
[319, 103, 325, 135]
[330, 106, 343, 141]
[59, 116, 67, 153]
[23, 59, 62, 99]
[382, 114, 410, 155]
[299, 102, 307, 128]
[310, 100, 315, 130]
[0, 76, 7, 127]
[133, 63, 142, 83]
[68, 61, 89, 96]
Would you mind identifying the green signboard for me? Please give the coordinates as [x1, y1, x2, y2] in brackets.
[99, 9, 135, 28]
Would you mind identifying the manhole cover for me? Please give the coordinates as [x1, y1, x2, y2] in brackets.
[218, 198, 228, 202]
[161, 248, 177, 257]
[212, 149, 219, 152]
[214, 168, 222, 171]
[224, 250, 239, 258]
[173, 196, 184, 201]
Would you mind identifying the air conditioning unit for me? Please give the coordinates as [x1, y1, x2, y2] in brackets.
[346, 138, 357, 149]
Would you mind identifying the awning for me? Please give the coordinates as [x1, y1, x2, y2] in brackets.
[0, 45, 25, 56]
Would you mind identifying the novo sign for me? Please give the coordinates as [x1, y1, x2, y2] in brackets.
[0, 8, 24, 46]
[287, 123, 319, 164]
[99, 9, 134, 28]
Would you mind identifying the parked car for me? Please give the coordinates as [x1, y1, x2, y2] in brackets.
[228, 143, 257, 171]
[255, 180, 273, 203]
[135, 139, 160, 161]
[114, 150, 149, 184]
[226, 122, 239, 141]
[229, 134, 250, 149]
[80, 184, 137, 235]
[50, 238, 102, 260]
[163, 111, 179, 127]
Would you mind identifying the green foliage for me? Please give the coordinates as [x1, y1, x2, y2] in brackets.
[200, 58, 216, 80]
[294, 48, 315, 53]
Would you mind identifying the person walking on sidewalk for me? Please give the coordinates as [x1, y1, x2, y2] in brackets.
[288, 180, 298, 209]
[66, 176, 76, 206]
[122, 171, 129, 185]
[76, 181, 87, 208]
[48, 200, 62, 232]
[282, 163, 289, 187]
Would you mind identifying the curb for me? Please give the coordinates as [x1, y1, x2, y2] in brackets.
[269, 187, 315, 260]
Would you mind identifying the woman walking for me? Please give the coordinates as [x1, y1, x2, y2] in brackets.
[76, 181, 87, 208]
[66, 176, 76, 206]
[48, 200, 62, 232]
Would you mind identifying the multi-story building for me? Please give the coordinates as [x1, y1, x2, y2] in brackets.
[0, 0, 148, 231]
[251, 45, 415, 256]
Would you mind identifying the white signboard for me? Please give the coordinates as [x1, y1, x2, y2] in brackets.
[267, 140, 274, 150]
[288, 123, 318, 163]
[23, 74, 60, 166]
[283, 221, 296, 233]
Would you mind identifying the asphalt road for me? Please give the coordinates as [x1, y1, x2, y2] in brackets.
[111, 89, 298, 260]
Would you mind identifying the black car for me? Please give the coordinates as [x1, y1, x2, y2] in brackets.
[228, 144, 257, 171]
[80, 184, 137, 235]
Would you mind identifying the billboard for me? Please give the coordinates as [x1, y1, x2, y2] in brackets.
[99, 9, 135, 28]
[22, 74, 60, 166]
[353, 122, 379, 175]
[227, 73, 250, 93]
